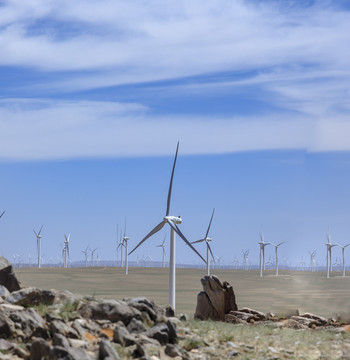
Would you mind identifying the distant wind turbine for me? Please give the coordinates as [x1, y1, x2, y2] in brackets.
[191, 209, 215, 276]
[129, 142, 206, 310]
[123, 218, 130, 275]
[270, 242, 284, 276]
[63, 234, 70, 268]
[309, 250, 317, 272]
[326, 231, 337, 278]
[33, 225, 44, 268]
[335, 242, 350, 277]
[117, 229, 124, 267]
[242, 249, 249, 271]
[82, 247, 89, 267]
[157, 234, 167, 268]
[90, 247, 97, 267]
[258, 230, 270, 277]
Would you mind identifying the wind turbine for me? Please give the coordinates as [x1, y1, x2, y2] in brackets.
[33, 225, 44, 268]
[242, 249, 249, 270]
[123, 219, 130, 275]
[270, 242, 284, 276]
[326, 231, 337, 278]
[191, 209, 215, 276]
[129, 142, 206, 310]
[309, 250, 317, 272]
[157, 234, 167, 268]
[82, 247, 89, 267]
[335, 242, 350, 277]
[117, 229, 124, 267]
[258, 230, 270, 277]
[63, 234, 70, 268]
[90, 247, 97, 267]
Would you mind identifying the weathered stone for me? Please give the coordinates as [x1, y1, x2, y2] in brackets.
[87, 300, 142, 325]
[125, 297, 157, 322]
[238, 308, 266, 320]
[283, 319, 308, 330]
[53, 289, 81, 305]
[178, 313, 188, 321]
[0, 339, 13, 351]
[166, 320, 177, 344]
[99, 339, 121, 360]
[228, 311, 259, 322]
[127, 317, 146, 333]
[113, 321, 136, 346]
[145, 323, 169, 345]
[165, 305, 175, 317]
[50, 319, 80, 339]
[224, 313, 246, 324]
[50, 345, 95, 360]
[300, 313, 327, 326]
[6, 287, 55, 306]
[194, 291, 221, 321]
[0, 285, 10, 299]
[52, 333, 71, 349]
[30, 338, 51, 360]
[0, 257, 21, 292]
[165, 343, 188, 359]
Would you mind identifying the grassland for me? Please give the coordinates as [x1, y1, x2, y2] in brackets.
[15, 267, 350, 319]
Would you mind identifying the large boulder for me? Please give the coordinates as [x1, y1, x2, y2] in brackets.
[0, 257, 21, 292]
[194, 275, 238, 321]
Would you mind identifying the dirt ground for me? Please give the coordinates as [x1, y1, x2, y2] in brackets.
[15, 267, 350, 319]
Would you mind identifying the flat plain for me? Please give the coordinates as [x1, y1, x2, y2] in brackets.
[15, 267, 350, 319]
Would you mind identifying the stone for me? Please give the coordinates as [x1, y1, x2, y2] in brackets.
[166, 319, 178, 344]
[50, 345, 95, 360]
[195, 276, 237, 321]
[50, 319, 80, 339]
[0, 256, 21, 292]
[178, 313, 188, 321]
[165, 343, 184, 358]
[227, 311, 259, 322]
[125, 297, 157, 322]
[145, 323, 169, 345]
[0, 285, 10, 299]
[300, 313, 327, 326]
[113, 321, 136, 346]
[127, 317, 146, 333]
[30, 338, 51, 360]
[238, 308, 266, 320]
[224, 313, 246, 324]
[52, 333, 71, 349]
[0, 339, 13, 351]
[99, 339, 121, 360]
[6, 287, 55, 306]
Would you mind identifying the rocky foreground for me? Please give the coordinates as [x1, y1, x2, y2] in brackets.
[1, 257, 350, 359]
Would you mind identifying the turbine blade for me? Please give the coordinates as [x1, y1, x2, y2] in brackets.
[33, 230, 38, 237]
[207, 243, 215, 262]
[277, 241, 284, 247]
[129, 220, 166, 255]
[205, 208, 215, 239]
[168, 221, 206, 264]
[38, 224, 44, 235]
[0, 210, 5, 218]
[124, 217, 127, 238]
[191, 239, 205, 244]
[166, 141, 179, 216]
[162, 234, 166, 245]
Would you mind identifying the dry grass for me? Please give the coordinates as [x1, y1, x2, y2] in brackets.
[14, 267, 350, 318]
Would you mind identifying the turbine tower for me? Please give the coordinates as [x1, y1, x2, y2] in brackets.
[270, 242, 284, 276]
[117, 229, 124, 267]
[82, 247, 89, 267]
[157, 234, 167, 268]
[63, 234, 70, 268]
[129, 142, 206, 310]
[258, 230, 270, 277]
[123, 219, 130, 275]
[335, 242, 350, 277]
[90, 247, 97, 267]
[326, 231, 337, 278]
[242, 249, 249, 270]
[33, 225, 44, 268]
[191, 209, 215, 276]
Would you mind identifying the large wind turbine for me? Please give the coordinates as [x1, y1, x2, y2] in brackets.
[63, 234, 70, 268]
[242, 249, 249, 270]
[123, 219, 130, 275]
[335, 242, 350, 277]
[326, 231, 337, 278]
[191, 209, 215, 276]
[33, 225, 44, 268]
[129, 142, 206, 310]
[270, 242, 284, 276]
[157, 234, 167, 268]
[258, 230, 270, 277]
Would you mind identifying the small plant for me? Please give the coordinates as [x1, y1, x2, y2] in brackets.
[59, 300, 79, 321]
[33, 303, 50, 317]
[182, 337, 206, 351]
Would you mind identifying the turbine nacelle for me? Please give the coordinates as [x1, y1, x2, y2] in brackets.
[165, 215, 182, 224]
[123, 236, 130, 242]
[205, 237, 212, 242]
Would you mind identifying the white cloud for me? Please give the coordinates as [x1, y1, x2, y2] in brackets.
[0, 98, 349, 161]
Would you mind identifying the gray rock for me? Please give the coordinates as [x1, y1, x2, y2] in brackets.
[6, 287, 55, 306]
[145, 323, 169, 345]
[194, 291, 221, 321]
[88, 300, 142, 325]
[113, 321, 135, 346]
[0, 339, 13, 351]
[30, 338, 51, 360]
[50, 345, 95, 360]
[165, 343, 187, 358]
[99, 339, 121, 360]
[125, 297, 157, 322]
[0, 285, 10, 299]
[178, 314, 188, 321]
[166, 319, 177, 344]
[127, 317, 146, 333]
[0, 256, 21, 292]
[50, 319, 80, 339]
[52, 333, 71, 349]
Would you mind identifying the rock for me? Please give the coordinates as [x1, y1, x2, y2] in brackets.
[52, 333, 71, 349]
[166, 319, 177, 344]
[227, 311, 258, 322]
[0, 256, 21, 292]
[6, 287, 55, 306]
[81, 300, 143, 325]
[53, 289, 81, 305]
[165, 343, 188, 358]
[127, 317, 146, 333]
[300, 313, 327, 326]
[50, 319, 80, 339]
[238, 308, 266, 320]
[195, 276, 237, 321]
[0, 339, 13, 351]
[30, 338, 51, 360]
[50, 346, 95, 360]
[283, 319, 308, 330]
[224, 313, 246, 324]
[125, 297, 157, 322]
[145, 323, 170, 345]
[0, 285, 10, 299]
[113, 321, 136, 346]
[178, 314, 188, 321]
[99, 339, 121, 360]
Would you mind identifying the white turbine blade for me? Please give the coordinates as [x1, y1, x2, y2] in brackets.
[129, 220, 166, 255]
[38, 224, 44, 236]
[124, 217, 127, 238]
[191, 238, 205, 244]
[277, 241, 284, 247]
[166, 141, 179, 217]
[168, 221, 206, 264]
[259, 231, 264, 243]
[162, 234, 166, 246]
[0, 210, 5, 218]
[33, 230, 38, 237]
[67, 233, 70, 242]
[205, 208, 215, 239]
[344, 244, 350, 248]
[207, 243, 215, 263]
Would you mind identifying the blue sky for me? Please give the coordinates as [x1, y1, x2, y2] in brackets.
[1, 0, 350, 267]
